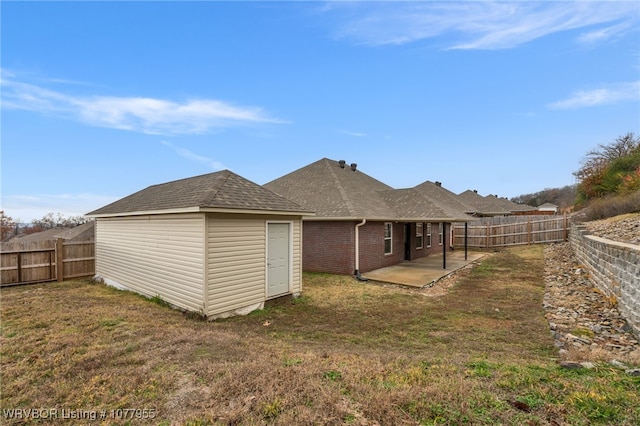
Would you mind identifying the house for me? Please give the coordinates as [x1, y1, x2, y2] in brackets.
[457, 190, 512, 216]
[87, 170, 313, 319]
[414, 181, 475, 217]
[537, 202, 559, 214]
[484, 194, 538, 215]
[264, 158, 473, 276]
[2, 221, 95, 251]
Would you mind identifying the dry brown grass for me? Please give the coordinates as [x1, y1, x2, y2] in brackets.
[2, 246, 639, 425]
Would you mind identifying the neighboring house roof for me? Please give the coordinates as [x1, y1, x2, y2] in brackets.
[87, 170, 312, 217]
[264, 158, 472, 221]
[537, 202, 559, 211]
[484, 195, 536, 213]
[7, 221, 95, 243]
[457, 190, 512, 216]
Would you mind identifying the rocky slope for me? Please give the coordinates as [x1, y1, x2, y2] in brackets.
[543, 213, 640, 365]
[582, 212, 640, 244]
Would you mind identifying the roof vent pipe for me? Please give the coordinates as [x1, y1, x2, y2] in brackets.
[350, 163, 357, 171]
[435, 181, 441, 187]
[338, 160, 346, 168]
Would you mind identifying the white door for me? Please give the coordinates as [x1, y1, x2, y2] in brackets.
[267, 223, 290, 297]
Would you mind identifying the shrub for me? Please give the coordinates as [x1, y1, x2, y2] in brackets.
[582, 190, 640, 220]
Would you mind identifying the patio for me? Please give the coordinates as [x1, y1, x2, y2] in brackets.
[361, 250, 487, 288]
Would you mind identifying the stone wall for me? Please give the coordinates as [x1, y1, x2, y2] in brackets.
[570, 223, 640, 338]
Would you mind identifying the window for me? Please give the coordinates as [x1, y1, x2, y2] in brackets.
[416, 223, 423, 249]
[438, 223, 444, 245]
[384, 222, 392, 254]
[426, 223, 432, 248]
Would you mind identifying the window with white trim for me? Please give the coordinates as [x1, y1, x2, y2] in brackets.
[438, 223, 444, 245]
[384, 222, 393, 255]
[416, 223, 423, 249]
[426, 223, 432, 248]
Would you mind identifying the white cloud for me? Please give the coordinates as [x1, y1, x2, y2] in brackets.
[1, 72, 285, 135]
[548, 81, 640, 109]
[1, 193, 118, 223]
[160, 141, 226, 170]
[325, 1, 639, 50]
[338, 129, 367, 137]
[577, 21, 634, 45]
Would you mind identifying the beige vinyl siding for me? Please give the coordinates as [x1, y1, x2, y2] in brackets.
[291, 218, 302, 294]
[95, 214, 205, 312]
[206, 214, 302, 317]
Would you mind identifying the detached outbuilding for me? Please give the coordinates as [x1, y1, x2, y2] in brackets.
[87, 170, 312, 319]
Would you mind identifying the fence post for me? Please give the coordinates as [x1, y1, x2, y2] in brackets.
[56, 238, 64, 282]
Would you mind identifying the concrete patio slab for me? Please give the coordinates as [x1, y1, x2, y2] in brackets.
[361, 250, 487, 288]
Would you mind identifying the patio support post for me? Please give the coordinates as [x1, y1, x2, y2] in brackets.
[464, 222, 468, 260]
[442, 222, 447, 269]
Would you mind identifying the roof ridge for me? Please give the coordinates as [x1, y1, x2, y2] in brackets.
[198, 170, 231, 207]
[324, 159, 357, 216]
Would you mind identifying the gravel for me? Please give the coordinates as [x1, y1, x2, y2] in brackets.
[543, 213, 640, 364]
[582, 212, 640, 244]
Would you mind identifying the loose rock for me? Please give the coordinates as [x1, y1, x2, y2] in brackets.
[544, 241, 640, 363]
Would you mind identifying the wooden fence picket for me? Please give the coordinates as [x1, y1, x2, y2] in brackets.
[1, 239, 95, 287]
[452, 215, 569, 249]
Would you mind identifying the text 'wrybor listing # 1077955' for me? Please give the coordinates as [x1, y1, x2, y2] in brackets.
[2, 407, 156, 421]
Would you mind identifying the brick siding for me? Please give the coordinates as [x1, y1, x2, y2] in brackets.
[303, 220, 452, 275]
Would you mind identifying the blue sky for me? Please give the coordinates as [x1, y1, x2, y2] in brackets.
[2, 1, 639, 222]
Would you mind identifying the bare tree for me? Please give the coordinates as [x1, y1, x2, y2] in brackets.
[1, 211, 17, 241]
[575, 132, 640, 200]
[586, 132, 639, 163]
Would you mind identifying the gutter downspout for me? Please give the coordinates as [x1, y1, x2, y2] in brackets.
[354, 219, 368, 281]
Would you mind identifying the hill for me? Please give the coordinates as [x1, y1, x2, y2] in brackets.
[510, 185, 577, 209]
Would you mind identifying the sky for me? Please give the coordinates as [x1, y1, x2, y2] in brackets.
[1, 1, 639, 222]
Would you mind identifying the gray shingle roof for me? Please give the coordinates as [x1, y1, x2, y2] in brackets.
[264, 158, 471, 221]
[458, 190, 511, 216]
[264, 158, 393, 218]
[380, 188, 473, 221]
[484, 194, 536, 213]
[87, 170, 311, 216]
[413, 181, 475, 215]
[6, 222, 95, 243]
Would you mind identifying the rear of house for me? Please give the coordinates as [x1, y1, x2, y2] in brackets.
[265, 158, 472, 275]
[88, 171, 311, 319]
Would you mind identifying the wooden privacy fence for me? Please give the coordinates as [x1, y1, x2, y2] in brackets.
[452, 215, 570, 248]
[1, 239, 95, 287]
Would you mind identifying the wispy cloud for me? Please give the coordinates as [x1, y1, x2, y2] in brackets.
[577, 21, 634, 45]
[160, 141, 226, 170]
[2, 193, 119, 222]
[324, 2, 639, 50]
[1, 71, 285, 135]
[338, 129, 367, 137]
[548, 81, 640, 110]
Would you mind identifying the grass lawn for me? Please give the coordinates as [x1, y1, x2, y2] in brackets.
[1, 245, 639, 425]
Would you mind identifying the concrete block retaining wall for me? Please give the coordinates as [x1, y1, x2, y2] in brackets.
[570, 223, 640, 338]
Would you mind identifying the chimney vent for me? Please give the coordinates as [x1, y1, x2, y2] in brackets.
[473, 190, 478, 193]
[350, 163, 357, 171]
[435, 181, 442, 187]
[338, 160, 346, 168]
